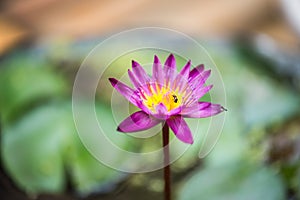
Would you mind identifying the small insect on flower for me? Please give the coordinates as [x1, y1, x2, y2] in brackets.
[109, 54, 225, 144]
[172, 95, 178, 103]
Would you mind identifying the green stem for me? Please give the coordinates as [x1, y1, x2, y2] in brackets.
[162, 123, 171, 200]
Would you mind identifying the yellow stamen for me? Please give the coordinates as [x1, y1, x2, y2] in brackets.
[143, 83, 182, 112]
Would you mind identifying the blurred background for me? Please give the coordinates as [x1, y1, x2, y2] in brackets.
[1, 0, 300, 199]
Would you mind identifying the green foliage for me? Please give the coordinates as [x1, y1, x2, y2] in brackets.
[1, 40, 299, 199]
[177, 43, 299, 200]
[1, 102, 129, 195]
[0, 53, 131, 195]
[2, 104, 69, 194]
[0, 56, 68, 124]
[179, 161, 285, 200]
[2, 103, 126, 193]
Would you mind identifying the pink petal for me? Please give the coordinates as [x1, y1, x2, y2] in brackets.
[128, 69, 140, 89]
[136, 100, 152, 115]
[179, 60, 191, 77]
[189, 64, 204, 81]
[117, 111, 161, 132]
[164, 54, 177, 87]
[167, 116, 194, 144]
[152, 103, 168, 120]
[189, 69, 211, 89]
[173, 60, 191, 92]
[184, 84, 213, 105]
[181, 102, 225, 118]
[193, 84, 213, 100]
[131, 60, 151, 86]
[109, 78, 140, 107]
[152, 55, 164, 85]
[168, 106, 183, 116]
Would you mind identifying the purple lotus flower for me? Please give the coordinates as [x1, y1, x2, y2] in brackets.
[109, 54, 225, 144]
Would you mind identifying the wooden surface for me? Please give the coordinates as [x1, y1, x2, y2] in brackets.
[0, 0, 299, 54]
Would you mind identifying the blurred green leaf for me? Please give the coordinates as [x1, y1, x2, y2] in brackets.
[2, 103, 69, 194]
[0, 58, 68, 124]
[68, 140, 123, 195]
[179, 161, 285, 200]
[1, 102, 130, 195]
[210, 45, 300, 128]
[68, 103, 131, 195]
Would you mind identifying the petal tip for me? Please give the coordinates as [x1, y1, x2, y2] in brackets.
[166, 53, 175, 60]
[184, 134, 194, 144]
[207, 69, 212, 75]
[177, 134, 194, 144]
[109, 78, 118, 86]
[117, 126, 123, 132]
[168, 53, 175, 58]
[132, 60, 139, 68]
[221, 106, 228, 112]
[154, 55, 159, 62]
[187, 139, 194, 144]
[164, 53, 176, 69]
[197, 64, 205, 71]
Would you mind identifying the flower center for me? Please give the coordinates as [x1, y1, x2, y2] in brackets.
[141, 83, 182, 112]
